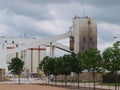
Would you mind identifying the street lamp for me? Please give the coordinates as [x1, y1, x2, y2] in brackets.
[113, 36, 117, 39]
[113, 36, 120, 42]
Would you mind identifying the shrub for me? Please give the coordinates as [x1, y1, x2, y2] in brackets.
[102, 74, 120, 83]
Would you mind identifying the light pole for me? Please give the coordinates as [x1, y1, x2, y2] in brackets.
[113, 36, 120, 41]
[16, 44, 18, 58]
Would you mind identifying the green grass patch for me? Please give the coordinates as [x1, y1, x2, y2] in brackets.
[98, 82, 120, 86]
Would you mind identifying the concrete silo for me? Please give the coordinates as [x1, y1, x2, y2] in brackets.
[70, 16, 97, 53]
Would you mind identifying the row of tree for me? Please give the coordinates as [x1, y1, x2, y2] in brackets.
[39, 41, 120, 90]
[8, 41, 120, 89]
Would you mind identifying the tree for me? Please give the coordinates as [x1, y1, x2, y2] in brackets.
[39, 56, 55, 84]
[61, 54, 71, 86]
[8, 57, 24, 84]
[54, 57, 62, 85]
[103, 41, 120, 74]
[102, 41, 120, 90]
[81, 48, 102, 90]
[71, 52, 84, 88]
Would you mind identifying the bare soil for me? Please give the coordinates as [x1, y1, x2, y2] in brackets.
[0, 84, 108, 90]
[0, 84, 69, 90]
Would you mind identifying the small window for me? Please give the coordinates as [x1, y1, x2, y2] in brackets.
[90, 37, 92, 43]
[5, 40, 7, 43]
[82, 47, 84, 50]
[12, 41, 14, 44]
[88, 20, 91, 24]
[83, 37, 86, 43]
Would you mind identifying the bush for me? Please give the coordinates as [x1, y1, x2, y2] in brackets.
[102, 74, 120, 83]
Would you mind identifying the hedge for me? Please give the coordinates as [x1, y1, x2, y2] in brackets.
[102, 74, 120, 83]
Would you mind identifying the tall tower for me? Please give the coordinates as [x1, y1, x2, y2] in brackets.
[70, 16, 97, 53]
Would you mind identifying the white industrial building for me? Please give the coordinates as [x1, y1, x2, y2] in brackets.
[0, 38, 46, 73]
[0, 16, 97, 78]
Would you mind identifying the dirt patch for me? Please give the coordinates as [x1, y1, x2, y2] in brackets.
[0, 84, 69, 90]
[0, 84, 109, 90]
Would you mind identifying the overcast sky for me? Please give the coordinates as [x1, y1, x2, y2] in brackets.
[0, 0, 119, 53]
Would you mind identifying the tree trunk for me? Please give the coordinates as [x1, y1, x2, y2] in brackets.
[92, 71, 96, 90]
[55, 75, 57, 86]
[18, 74, 20, 84]
[65, 75, 67, 87]
[88, 72, 90, 90]
[48, 75, 49, 84]
[77, 73, 80, 88]
[115, 72, 117, 90]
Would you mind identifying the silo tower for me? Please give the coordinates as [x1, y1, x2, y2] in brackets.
[70, 16, 97, 53]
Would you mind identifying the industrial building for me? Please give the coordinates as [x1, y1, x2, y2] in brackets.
[0, 16, 97, 78]
[69, 16, 97, 53]
[5, 38, 46, 73]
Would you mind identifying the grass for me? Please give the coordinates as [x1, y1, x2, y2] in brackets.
[53, 80, 100, 83]
[98, 82, 120, 86]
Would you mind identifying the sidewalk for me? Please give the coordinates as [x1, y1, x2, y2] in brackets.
[0, 78, 47, 84]
[0, 78, 116, 90]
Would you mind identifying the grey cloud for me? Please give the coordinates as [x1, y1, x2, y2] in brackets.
[18, 0, 120, 7]
[98, 29, 113, 43]
[0, 0, 119, 24]
[76, 0, 120, 7]
[0, 0, 119, 45]
[0, 0, 54, 20]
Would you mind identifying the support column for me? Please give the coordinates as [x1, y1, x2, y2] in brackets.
[52, 46, 55, 58]
[16, 44, 18, 58]
[31, 49, 33, 73]
[50, 42, 55, 58]
[38, 46, 40, 66]
[0, 43, 7, 75]
[23, 50, 26, 66]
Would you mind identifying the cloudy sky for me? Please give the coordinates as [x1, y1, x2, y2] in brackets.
[0, 0, 119, 53]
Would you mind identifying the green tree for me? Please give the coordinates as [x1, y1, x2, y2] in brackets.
[40, 56, 50, 75]
[54, 57, 62, 85]
[39, 56, 55, 84]
[70, 52, 84, 88]
[8, 57, 24, 84]
[77, 53, 85, 87]
[102, 41, 120, 90]
[103, 41, 120, 74]
[81, 48, 102, 90]
[61, 54, 71, 86]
